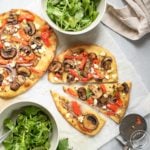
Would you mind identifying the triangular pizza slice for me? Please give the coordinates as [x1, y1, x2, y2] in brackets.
[63, 82, 131, 124]
[50, 91, 105, 136]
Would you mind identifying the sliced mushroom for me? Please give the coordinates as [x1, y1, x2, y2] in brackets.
[71, 48, 84, 55]
[0, 74, 4, 85]
[49, 61, 62, 73]
[24, 21, 36, 36]
[83, 114, 99, 131]
[77, 87, 87, 100]
[17, 67, 31, 77]
[7, 12, 18, 25]
[101, 57, 112, 70]
[88, 52, 97, 60]
[19, 45, 32, 55]
[81, 59, 91, 77]
[66, 74, 75, 83]
[0, 47, 17, 59]
[88, 85, 103, 99]
[29, 37, 42, 50]
[10, 80, 20, 91]
[122, 83, 129, 93]
[63, 59, 75, 72]
[97, 96, 108, 106]
[16, 75, 26, 85]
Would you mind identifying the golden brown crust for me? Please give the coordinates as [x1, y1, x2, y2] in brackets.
[63, 82, 132, 124]
[50, 91, 105, 136]
[48, 44, 118, 83]
[0, 9, 57, 99]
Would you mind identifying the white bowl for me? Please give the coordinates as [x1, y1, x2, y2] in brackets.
[41, 0, 106, 35]
[0, 101, 59, 150]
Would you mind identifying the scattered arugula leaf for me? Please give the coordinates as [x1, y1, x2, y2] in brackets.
[46, 0, 101, 31]
[86, 88, 93, 98]
[3, 106, 53, 150]
[57, 138, 71, 150]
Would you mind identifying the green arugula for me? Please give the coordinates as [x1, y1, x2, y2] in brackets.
[3, 106, 53, 150]
[46, 0, 101, 31]
[57, 138, 71, 150]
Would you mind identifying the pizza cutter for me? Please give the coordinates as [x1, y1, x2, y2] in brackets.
[119, 114, 147, 150]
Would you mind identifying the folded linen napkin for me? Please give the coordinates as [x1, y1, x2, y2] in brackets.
[102, 0, 150, 40]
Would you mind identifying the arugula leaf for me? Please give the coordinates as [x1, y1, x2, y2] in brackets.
[3, 106, 53, 150]
[46, 0, 101, 31]
[57, 138, 70, 150]
[4, 118, 15, 130]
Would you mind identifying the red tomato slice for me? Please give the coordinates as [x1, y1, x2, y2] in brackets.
[71, 101, 81, 116]
[107, 103, 118, 112]
[18, 13, 34, 22]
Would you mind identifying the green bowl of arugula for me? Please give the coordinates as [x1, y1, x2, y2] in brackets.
[41, 0, 106, 35]
[0, 101, 59, 150]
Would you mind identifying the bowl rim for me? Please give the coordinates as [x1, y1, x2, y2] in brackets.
[0, 100, 59, 150]
[40, 0, 106, 35]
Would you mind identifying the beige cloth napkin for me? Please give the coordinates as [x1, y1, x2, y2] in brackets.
[102, 0, 150, 40]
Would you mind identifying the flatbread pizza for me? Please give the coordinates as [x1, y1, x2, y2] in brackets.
[50, 91, 105, 136]
[0, 9, 57, 98]
[48, 44, 118, 83]
[63, 82, 131, 124]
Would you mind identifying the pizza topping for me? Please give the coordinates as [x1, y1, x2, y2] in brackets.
[16, 75, 26, 85]
[49, 61, 62, 73]
[97, 96, 108, 106]
[10, 79, 20, 91]
[19, 45, 32, 55]
[24, 21, 36, 36]
[29, 35, 43, 50]
[71, 101, 81, 116]
[83, 114, 98, 131]
[88, 53, 97, 60]
[88, 85, 103, 99]
[101, 56, 112, 70]
[122, 82, 129, 93]
[17, 67, 31, 77]
[7, 12, 18, 25]
[66, 88, 78, 97]
[106, 103, 118, 112]
[18, 13, 34, 22]
[71, 48, 84, 55]
[4, 24, 18, 34]
[0, 47, 17, 59]
[66, 74, 75, 83]
[63, 59, 74, 72]
[77, 87, 87, 100]
[0, 74, 4, 85]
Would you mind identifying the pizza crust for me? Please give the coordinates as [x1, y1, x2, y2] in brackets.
[50, 91, 105, 136]
[48, 44, 118, 83]
[0, 9, 57, 99]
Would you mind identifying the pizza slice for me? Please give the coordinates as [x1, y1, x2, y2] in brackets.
[63, 82, 131, 124]
[48, 44, 118, 84]
[50, 91, 105, 136]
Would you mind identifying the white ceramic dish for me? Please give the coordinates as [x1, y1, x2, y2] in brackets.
[0, 101, 59, 150]
[41, 0, 106, 35]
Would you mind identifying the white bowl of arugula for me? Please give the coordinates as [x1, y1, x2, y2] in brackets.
[0, 101, 59, 150]
[41, 0, 106, 35]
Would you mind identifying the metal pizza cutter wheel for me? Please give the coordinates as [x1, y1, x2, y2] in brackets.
[119, 114, 147, 150]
